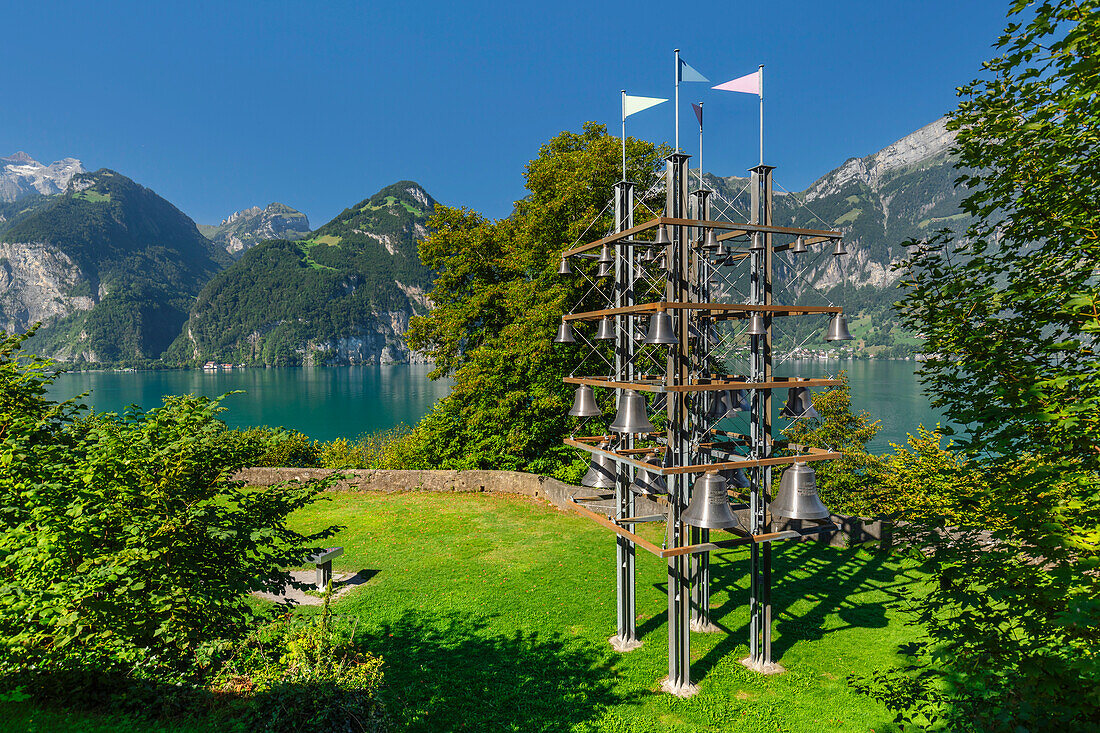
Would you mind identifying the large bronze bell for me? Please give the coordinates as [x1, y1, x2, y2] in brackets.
[645, 310, 678, 344]
[595, 316, 615, 340]
[567, 384, 601, 417]
[554, 320, 576, 343]
[746, 313, 766, 336]
[653, 225, 671, 245]
[780, 386, 820, 420]
[608, 389, 654, 434]
[630, 453, 668, 495]
[770, 461, 831, 520]
[682, 473, 742, 530]
[825, 313, 853, 341]
[580, 443, 617, 489]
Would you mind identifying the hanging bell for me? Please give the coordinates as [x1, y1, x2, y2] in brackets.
[682, 473, 742, 530]
[825, 313, 854, 341]
[791, 236, 807, 254]
[653, 225, 671, 245]
[780, 386, 820, 420]
[721, 467, 750, 489]
[644, 310, 678, 345]
[595, 316, 615, 340]
[580, 446, 617, 489]
[557, 257, 574, 275]
[703, 229, 720, 250]
[731, 389, 751, 411]
[704, 390, 731, 422]
[597, 260, 614, 277]
[746, 313, 767, 336]
[770, 462, 830, 520]
[640, 247, 654, 263]
[630, 453, 668, 495]
[608, 389, 655, 434]
[567, 385, 601, 418]
[832, 239, 847, 256]
[749, 232, 764, 250]
[554, 320, 576, 343]
[597, 244, 613, 263]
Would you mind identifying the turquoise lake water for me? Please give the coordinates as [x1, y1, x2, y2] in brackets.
[45, 360, 943, 455]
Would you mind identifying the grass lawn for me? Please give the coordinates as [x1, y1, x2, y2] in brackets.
[2, 491, 923, 732]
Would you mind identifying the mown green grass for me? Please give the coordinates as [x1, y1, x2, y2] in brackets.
[3, 491, 923, 732]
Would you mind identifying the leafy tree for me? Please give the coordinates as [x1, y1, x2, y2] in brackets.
[406, 123, 667, 475]
[0, 330, 337, 681]
[856, 2, 1100, 729]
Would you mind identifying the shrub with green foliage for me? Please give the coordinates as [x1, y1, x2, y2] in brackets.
[213, 599, 387, 733]
[0, 330, 338, 682]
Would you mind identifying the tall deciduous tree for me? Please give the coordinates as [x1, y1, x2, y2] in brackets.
[406, 123, 666, 475]
[859, 2, 1100, 729]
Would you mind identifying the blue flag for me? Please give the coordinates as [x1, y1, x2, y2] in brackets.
[678, 58, 709, 83]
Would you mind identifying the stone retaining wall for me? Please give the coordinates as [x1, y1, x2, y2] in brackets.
[234, 467, 890, 550]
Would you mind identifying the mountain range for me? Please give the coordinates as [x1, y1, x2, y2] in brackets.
[0, 120, 964, 365]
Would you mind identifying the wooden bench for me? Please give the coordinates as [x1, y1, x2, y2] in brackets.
[306, 547, 344, 589]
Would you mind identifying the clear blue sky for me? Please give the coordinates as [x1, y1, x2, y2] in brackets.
[2, 0, 1008, 227]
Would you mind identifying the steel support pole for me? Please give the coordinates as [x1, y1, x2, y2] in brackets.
[612, 180, 641, 653]
[746, 164, 782, 674]
[689, 188, 718, 634]
[662, 153, 697, 696]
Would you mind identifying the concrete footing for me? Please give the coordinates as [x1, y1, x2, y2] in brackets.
[609, 635, 643, 653]
[741, 656, 785, 675]
[659, 676, 700, 698]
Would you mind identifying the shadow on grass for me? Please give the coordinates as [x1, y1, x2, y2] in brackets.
[364, 610, 626, 732]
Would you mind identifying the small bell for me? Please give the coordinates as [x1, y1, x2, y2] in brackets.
[770, 462, 831, 520]
[557, 257, 574, 275]
[746, 313, 766, 336]
[825, 313, 854, 342]
[721, 467, 750, 489]
[703, 229, 720, 250]
[779, 386, 820, 420]
[832, 239, 847, 256]
[731, 389, 751, 411]
[644, 310, 678, 345]
[608, 390, 655, 434]
[791, 236, 807, 254]
[630, 453, 668, 495]
[682, 473, 742, 530]
[749, 232, 764, 250]
[597, 261, 613, 277]
[554, 320, 576, 343]
[653, 225, 671, 245]
[580, 445, 617, 489]
[704, 390, 731, 422]
[567, 385, 601, 418]
[595, 316, 615, 340]
[598, 244, 613, 263]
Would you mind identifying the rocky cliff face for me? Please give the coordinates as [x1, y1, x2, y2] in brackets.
[0, 152, 86, 202]
[202, 202, 311, 257]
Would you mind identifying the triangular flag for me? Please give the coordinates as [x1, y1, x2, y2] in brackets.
[623, 94, 668, 118]
[678, 58, 709, 83]
[691, 103, 703, 127]
[713, 70, 760, 96]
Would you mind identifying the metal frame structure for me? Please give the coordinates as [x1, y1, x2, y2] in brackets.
[555, 153, 850, 694]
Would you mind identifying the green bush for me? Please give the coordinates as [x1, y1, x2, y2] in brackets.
[251, 428, 322, 468]
[0, 330, 338, 680]
[213, 599, 387, 732]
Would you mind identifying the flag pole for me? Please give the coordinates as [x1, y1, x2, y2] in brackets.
[621, 90, 627, 181]
[758, 64, 764, 166]
[698, 102, 704, 189]
[674, 48, 680, 152]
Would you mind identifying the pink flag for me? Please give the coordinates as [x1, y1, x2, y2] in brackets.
[713, 70, 760, 96]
